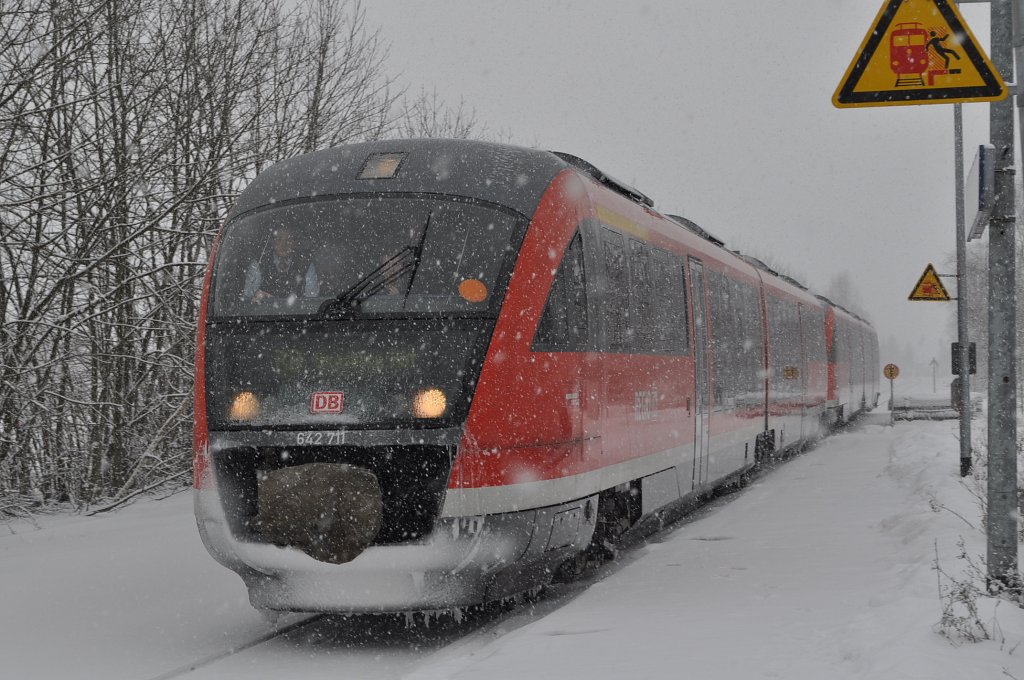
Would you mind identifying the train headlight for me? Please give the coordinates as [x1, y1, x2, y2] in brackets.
[412, 387, 447, 418]
[229, 391, 261, 420]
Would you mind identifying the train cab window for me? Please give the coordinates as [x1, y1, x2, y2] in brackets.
[533, 232, 588, 351]
[210, 196, 522, 318]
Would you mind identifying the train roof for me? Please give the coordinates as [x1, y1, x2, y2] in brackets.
[227, 139, 569, 221]
[666, 214, 726, 247]
[814, 294, 872, 327]
[228, 138, 668, 224]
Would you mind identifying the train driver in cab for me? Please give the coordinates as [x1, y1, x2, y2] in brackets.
[242, 227, 319, 301]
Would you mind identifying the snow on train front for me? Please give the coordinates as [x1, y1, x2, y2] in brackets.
[192, 140, 593, 612]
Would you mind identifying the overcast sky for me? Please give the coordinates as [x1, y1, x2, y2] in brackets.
[363, 1, 1001, 371]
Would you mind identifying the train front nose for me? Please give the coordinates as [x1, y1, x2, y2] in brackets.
[194, 440, 537, 612]
[192, 159, 546, 611]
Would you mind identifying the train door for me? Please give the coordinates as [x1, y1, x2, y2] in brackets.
[688, 258, 711, 489]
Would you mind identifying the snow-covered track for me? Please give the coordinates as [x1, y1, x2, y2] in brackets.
[137, 605, 533, 680]
[142, 614, 326, 680]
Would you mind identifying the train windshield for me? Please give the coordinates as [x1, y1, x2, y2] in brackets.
[210, 196, 521, 318]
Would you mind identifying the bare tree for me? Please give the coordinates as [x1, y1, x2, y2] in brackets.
[398, 87, 481, 140]
[395, 85, 517, 143]
[825, 270, 870, 320]
[0, 0, 401, 513]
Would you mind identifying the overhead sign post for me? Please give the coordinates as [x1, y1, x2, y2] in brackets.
[832, 0, 1007, 108]
[908, 263, 952, 301]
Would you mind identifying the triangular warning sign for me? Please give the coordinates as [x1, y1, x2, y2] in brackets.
[909, 263, 951, 301]
[833, 0, 1007, 108]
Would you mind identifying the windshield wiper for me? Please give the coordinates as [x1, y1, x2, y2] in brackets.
[319, 246, 418, 316]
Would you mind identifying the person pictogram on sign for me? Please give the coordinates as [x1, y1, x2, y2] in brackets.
[927, 32, 960, 70]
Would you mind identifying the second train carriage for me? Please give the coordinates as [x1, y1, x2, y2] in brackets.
[194, 139, 879, 613]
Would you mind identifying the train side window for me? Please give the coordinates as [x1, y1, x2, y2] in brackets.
[767, 296, 802, 400]
[600, 229, 629, 352]
[802, 306, 826, 367]
[651, 249, 689, 354]
[707, 271, 729, 409]
[533, 232, 588, 352]
[628, 240, 653, 350]
[708, 271, 763, 409]
[596, 230, 688, 355]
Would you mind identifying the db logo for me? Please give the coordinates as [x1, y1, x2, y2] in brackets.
[311, 391, 345, 414]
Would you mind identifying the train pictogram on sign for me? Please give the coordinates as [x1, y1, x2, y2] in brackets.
[908, 263, 951, 301]
[833, 0, 1006, 108]
[890, 22, 931, 87]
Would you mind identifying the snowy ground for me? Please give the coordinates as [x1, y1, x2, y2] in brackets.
[3, 377, 1023, 679]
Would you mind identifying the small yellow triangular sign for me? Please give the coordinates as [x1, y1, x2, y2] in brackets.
[909, 263, 951, 301]
[833, 0, 1007, 108]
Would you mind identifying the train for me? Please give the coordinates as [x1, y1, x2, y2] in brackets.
[890, 21, 930, 87]
[193, 139, 879, 613]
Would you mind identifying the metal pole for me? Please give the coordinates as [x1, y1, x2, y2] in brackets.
[1016, 0, 1024, 175]
[954, 103, 973, 477]
[890, 377, 895, 427]
[1015, 0, 1024, 434]
[987, 0, 1019, 592]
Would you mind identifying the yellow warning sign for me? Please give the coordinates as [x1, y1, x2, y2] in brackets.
[908, 263, 951, 301]
[833, 0, 1007, 108]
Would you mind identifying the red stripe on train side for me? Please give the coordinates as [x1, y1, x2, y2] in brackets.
[450, 171, 700, 491]
[193, 235, 220, 489]
[450, 170, 587, 490]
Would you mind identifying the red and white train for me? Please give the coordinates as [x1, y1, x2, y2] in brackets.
[194, 139, 879, 613]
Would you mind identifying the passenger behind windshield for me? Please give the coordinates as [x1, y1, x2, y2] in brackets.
[210, 197, 519, 318]
[242, 227, 320, 301]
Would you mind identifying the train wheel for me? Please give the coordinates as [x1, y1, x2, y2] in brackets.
[554, 485, 637, 581]
[553, 550, 589, 582]
[754, 430, 775, 465]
